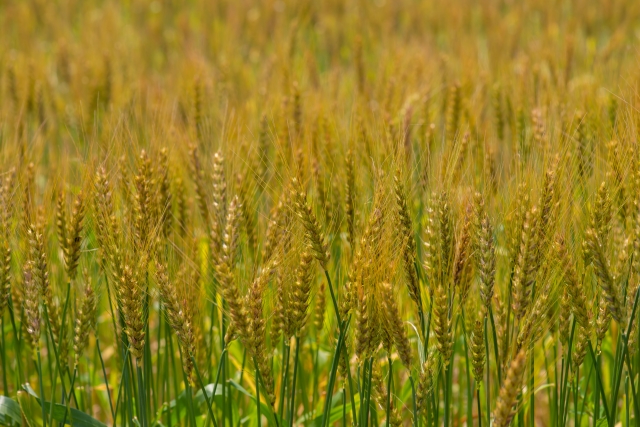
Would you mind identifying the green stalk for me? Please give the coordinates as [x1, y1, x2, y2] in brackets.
[578, 360, 594, 427]
[97, 338, 115, 421]
[256, 361, 262, 427]
[185, 378, 198, 427]
[574, 367, 579, 427]
[35, 349, 47, 427]
[588, 342, 610, 421]
[253, 356, 280, 427]
[609, 286, 640, 425]
[413, 261, 426, 344]
[488, 306, 502, 384]
[6, 294, 23, 385]
[386, 357, 392, 427]
[240, 349, 247, 386]
[61, 367, 77, 426]
[444, 360, 452, 427]
[226, 349, 234, 427]
[484, 316, 490, 427]
[192, 354, 219, 427]
[289, 336, 301, 427]
[167, 322, 181, 427]
[460, 309, 473, 427]
[517, 395, 524, 427]
[323, 269, 357, 424]
[434, 369, 441, 427]
[626, 374, 630, 427]
[477, 387, 482, 427]
[102, 274, 121, 355]
[424, 298, 433, 358]
[113, 347, 130, 425]
[623, 348, 640, 423]
[409, 376, 418, 427]
[129, 352, 138, 424]
[560, 319, 576, 426]
[321, 317, 350, 427]
[299, 344, 311, 418]
[212, 349, 228, 399]
[593, 352, 600, 427]
[136, 360, 147, 427]
[548, 345, 558, 427]
[312, 340, 320, 412]
[155, 312, 163, 408]
[342, 386, 346, 426]
[359, 361, 367, 427]
[236, 350, 248, 427]
[505, 271, 514, 361]
[529, 350, 534, 427]
[41, 303, 69, 423]
[363, 358, 374, 427]
[279, 338, 290, 422]
[143, 277, 153, 422]
[220, 300, 228, 427]
[50, 281, 74, 425]
[1, 316, 7, 395]
[206, 301, 217, 382]
[222, 352, 227, 426]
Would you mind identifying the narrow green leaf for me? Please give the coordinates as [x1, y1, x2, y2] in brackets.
[0, 396, 22, 427]
[227, 380, 277, 425]
[21, 384, 108, 427]
[309, 391, 360, 427]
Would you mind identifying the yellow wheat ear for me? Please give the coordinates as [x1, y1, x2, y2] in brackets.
[64, 192, 86, 281]
[118, 264, 145, 361]
[394, 172, 421, 313]
[291, 177, 329, 269]
[472, 193, 495, 310]
[23, 262, 41, 351]
[156, 261, 197, 385]
[493, 350, 527, 427]
[380, 282, 412, 368]
[74, 277, 98, 369]
[583, 182, 624, 324]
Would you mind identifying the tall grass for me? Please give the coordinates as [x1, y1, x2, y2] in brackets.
[1, 0, 640, 426]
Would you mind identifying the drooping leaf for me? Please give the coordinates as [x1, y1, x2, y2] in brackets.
[0, 396, 22, 427]
[22, 384, 108, 427]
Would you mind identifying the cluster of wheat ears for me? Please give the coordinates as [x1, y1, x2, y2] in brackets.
[1, 0, 640, 426]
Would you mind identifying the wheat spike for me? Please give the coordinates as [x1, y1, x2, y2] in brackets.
[394, 173, 421, 312]
[470, 313, 486, 387]
[380, 282, 413, 368]
[584, 182, 623, 323]
[74, 277, 98, 368]
[493, 349, 527, 427]
[432, 283, 452, 365]
[156, 262, 197, 384]
[118, 264, 145, 360]
[473, 193, 495, 308]
[291, 177, 329, 268]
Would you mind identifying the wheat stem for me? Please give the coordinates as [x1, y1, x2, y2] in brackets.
[35, 349, 47, 427]
[289, 336, 301, 427]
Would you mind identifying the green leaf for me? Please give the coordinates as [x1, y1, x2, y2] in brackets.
[228, 380, 277, 426]
[160, 383, 224, 425]
[0, 396, 22, 427]
[309, 391, 360, 427]
[596, 417, 608, 427]
[21, 384, 108, 427]
[16, 391, 37, 427]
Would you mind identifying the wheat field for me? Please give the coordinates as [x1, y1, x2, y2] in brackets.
[0, 0, 640, 426]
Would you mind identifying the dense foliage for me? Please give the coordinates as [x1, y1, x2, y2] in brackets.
[1, 0, 640, 426]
